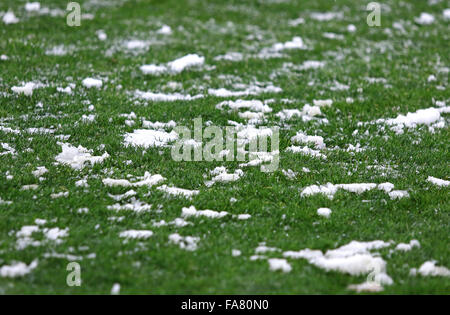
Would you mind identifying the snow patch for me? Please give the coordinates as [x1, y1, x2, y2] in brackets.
[208, 84, 282, 97]
[181, 206, 228, 219]
[414, 13, 435, 25]
[300, 183, 406, 199]
[410, 261, 450, 277]
[119, 230, 153, 239]
[55, 142, 109, 170]
[124, 129, 178, 148]
[82, 78, 102, 88]
[0, 260, 38, 278]
[11, 82, 36, 96]
[156, 25, 172, 35]
[103, 172, 165, 188]
[283, 240, 393, 290]
[427, 176, 449, 187]
[140, 54, 204, 75]
[107, 198, 152, 213]
[134, 90, 203, 102]
[3, 11, 19, 25]
[25, 3, 41, 12]
[157, 185, 199, 198]
[272, 37, 306, 51]
[205, 167, 244, 186]
[168, 233, 200, 251]
[395, 240, 420, 252]
[317, 208, 332, 218]
[268, 258, 292, 273]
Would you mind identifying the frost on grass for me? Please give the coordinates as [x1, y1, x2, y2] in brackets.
[55, 142, 109, 170]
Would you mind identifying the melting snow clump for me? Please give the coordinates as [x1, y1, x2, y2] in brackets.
[317, 208, 332, 218]
[119, 230, 153, 239]
[11, 82, 36, 96]
[140, 54, 204, 75]
[427, 176, 449, 187]
[82, 78, 103, 88]
[55, 142, 109, 169]
[0, 260, 38, 278]
[268, 258, 292, 273]
[3, 11, 19, 25]
[169, 233, 200, 251]
[181, 206, 228, 219]
[410, 261, 450, 277]
[124, 129, 178, 148]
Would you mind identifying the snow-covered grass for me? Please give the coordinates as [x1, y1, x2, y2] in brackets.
[0, 0, 448, 294]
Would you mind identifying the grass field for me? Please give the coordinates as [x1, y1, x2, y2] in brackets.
[0, 0, 449, 294]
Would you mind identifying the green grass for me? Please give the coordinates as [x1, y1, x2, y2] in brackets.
[0, 0, 449, 294]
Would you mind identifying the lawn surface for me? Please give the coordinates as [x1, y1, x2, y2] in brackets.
[0, 0, 449, 294]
